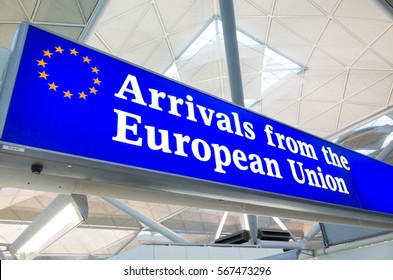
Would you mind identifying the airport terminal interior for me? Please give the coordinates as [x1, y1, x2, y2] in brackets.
[0, 0, 393, 260]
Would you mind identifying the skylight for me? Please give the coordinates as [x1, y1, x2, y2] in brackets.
[164, 18, 302, 106]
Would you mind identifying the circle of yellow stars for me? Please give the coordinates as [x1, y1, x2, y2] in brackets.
[36, 46, 102, 100]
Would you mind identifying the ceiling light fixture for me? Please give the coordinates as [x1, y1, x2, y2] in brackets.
[9, 194, 88, 260]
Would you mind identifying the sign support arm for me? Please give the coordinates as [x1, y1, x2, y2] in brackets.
[102, 197, 189, 244]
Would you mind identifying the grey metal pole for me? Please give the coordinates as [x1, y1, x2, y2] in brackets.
[78, 0, 109, 42]
[220, 1, 259, 243]
[247, 215, 258, 244]
[219, 0, 245, 107]
[215, 211, 229, 240]
[102, 197, 189, 244]
[300, 222, 321, 248]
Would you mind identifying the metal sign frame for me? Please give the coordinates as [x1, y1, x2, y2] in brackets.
[1, 23, 393, 228]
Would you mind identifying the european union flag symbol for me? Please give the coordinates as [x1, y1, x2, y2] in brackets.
[36, 45, 102, 101]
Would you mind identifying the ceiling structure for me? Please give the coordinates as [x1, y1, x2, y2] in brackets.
[0, 0, 392, 260]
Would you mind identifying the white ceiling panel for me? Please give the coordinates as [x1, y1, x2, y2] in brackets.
[42, 25, 84, 39]
[273, 0, 325, 16]
[236, 17, 270, 44]
[268, 20, 311, 47]
[234, 0, 269, 16]
[121, 5, 165, 51]
[336, 17, 392, 45]
[247, 0, 274, 14]
[189, 76, 226, 98]
[338, 102, 382, 129]
[302, 69, 346, 93]
[303, 71, 347, 102]
[263, 73, 303, 100]
[143, 43, 174, 72]
[19, 0, 39, 19]
[34, 0, 85, 24]
[269, 101, 299, 126]
[243, 74, 262, 99]
[352, 49, 393, 68]
[42, 227, 135, 258]
[98, 0, 150, 23]
[118, 38, 164, 66]
[345, 70, 392, 97]
[318, 20, 366, 66]
[0, 189, 44, 210]
[0, 224, 24, 244]
[85, 31, 112, 53]
[155, 0, 197, 32]
[0, 24, 19, 49]
[300, 104, 341, 133]
[79, 0, 100, 21]
[120, 37, 173, 72]
[306, 48, 346, 68]
[334, 0, 393, 20]
[309, 0, 339, 14]
[98, 3, 151, 54]
[0, 0, 28, 21]
[261, 98, 297, 117]
[170, 0, 215, 33]
[372, 25, 393, 64]
[188, 61, 222, 84]
[299, 100, 338, 124]
[346, 75, 393, 106]
[276, 17, 327, 44]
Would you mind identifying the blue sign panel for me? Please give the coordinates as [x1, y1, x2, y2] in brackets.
[1, 24, 393, 216]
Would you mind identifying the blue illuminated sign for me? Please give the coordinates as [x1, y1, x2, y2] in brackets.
[1, 24, 393, 216]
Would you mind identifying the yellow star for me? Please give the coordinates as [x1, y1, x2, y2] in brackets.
[89, 86, 98, 95]
[37, 59, 47, 67]
[91, 66, 99, 74]
[83, 56, 91, 64]
[43, 49, 53, 58]
[38, 71, 49, 79]
[70, 48, 78, 56]
[93, 77, 101, 85]
[79, 91, 87, 100]
[63, 90, 73, 99]
[48, 82, 58, 91]
[55, 46, 64, 54]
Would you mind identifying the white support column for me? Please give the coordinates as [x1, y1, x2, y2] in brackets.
[300, 222, 321, 248]
[113, 230, 141, 256]
[219, 0, 245, 106]
[102, 197, 189, 244]
[248, 214, 258, 245]
[78, 0, 109, 42]
[239, 213, 250, 230]
[273, 217, 296, 241]
[215, 211, 229, 240]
